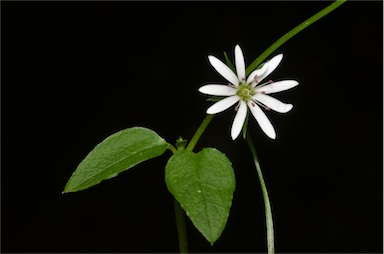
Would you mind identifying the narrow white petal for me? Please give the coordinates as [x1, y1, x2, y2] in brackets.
[256, 80, 299, 94]
[199, 84, 237, 96]
[256, 54, 283, 83]
[208, 55, 239, 86]
[253, 93, 293, 113]
[234, 45, 246, 82]
[247, 101, 276, 139]
[206, 95, 240, 114]
[231, 101, 247, 140]
[247, 63, 268, 84]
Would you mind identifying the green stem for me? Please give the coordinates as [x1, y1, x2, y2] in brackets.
[246, 134, 275, 254]
[170, 114, 214, 253]
[168, 145, 188, 253]
[245, 0, 347, 76]
[174, 199, 189, 253]
[186, 114, 214, 151]
[167, 143, 178, 154]
[169, 147, 188, 253]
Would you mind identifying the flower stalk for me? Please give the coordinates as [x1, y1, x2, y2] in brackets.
[246, 134, 275, 254]
[186, 114, 214, 152]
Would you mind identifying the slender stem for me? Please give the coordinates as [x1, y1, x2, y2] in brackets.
[186, 114, 214, 152]
[170, 114, 214, 253]
[167, 143, 177, 154]
[242, 2, 346, 250]
[246, 134, 275, 254]
[174, 199, 188, 253]
[168, 146, 188, 253]
[245, 0, 347, 76]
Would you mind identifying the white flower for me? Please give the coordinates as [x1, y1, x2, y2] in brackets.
[199, 45, 299, 140]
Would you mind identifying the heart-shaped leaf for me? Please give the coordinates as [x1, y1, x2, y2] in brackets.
[64, 127, 168, 193]
[165, 148, 235, 245]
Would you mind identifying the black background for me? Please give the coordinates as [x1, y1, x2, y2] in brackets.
[2, 1, 383, 253]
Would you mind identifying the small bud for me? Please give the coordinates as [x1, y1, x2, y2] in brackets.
[176, 136, 188, 150]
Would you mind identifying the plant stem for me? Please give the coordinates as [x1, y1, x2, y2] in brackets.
[174, 199, 189, 253]
[246, 134, 275, 254]
[170, 114, 214, 253]
[169, 146, 188, 253]
[245, 0, 347, 76]
[167, 143, 178, 154]
[186, 114, 214, 152]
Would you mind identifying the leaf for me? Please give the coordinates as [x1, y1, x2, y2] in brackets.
[165, 148, 236, 245]
[64, 127, 168, 193]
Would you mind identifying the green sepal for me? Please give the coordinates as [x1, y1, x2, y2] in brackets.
[206, 96, 226, 102]
[224, 51, 236, 73]
[242, 110, 250, 139]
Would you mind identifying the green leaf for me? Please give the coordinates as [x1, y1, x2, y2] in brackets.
[64, 127, 168, 193]
[165, 148, 235, 245]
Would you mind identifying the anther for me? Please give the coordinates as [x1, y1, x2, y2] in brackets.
[261, 91, 266, 94]
[241, 77, 246, 81]
[254, 75, 259, 83]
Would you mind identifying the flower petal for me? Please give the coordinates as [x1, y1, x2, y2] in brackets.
[199, 84, 237, 96]
[256, 54, 283, 83]
[247, 101, 276, 139]
[255, 80, 299, 94]
[253, 93, 293, 113]
[247, 63, 268, 84]
[234, 45, 246, 82]
[206, 95, 240, 114]
[208, 55, 239, 86]
[231, 101, 247, 140]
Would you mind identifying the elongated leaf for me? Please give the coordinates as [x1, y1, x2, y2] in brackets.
[165, 148, 235, 245]
[64, 127, 168, 193]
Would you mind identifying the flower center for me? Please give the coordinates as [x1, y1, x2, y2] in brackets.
[236, 83, 255, 102]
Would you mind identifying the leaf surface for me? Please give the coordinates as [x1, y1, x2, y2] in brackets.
[165, 148, 235, 245]
[64, 127, 168, 193]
